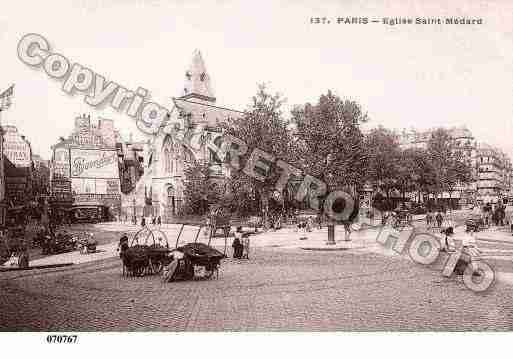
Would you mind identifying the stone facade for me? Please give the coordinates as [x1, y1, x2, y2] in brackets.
[50, 114, 123, 216]
[476, 143, 513, 203]
[399, 126, 478, 204]
[1, 125, 33, 207]
[122, 50, 243, 222]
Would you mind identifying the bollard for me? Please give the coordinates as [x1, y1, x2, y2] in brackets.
[327, 224, 335, 245]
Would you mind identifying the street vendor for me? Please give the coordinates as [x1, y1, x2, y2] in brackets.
[232, 227, 243, 259]
[441, 226, 455, 252]
[118, 233, 129, 258]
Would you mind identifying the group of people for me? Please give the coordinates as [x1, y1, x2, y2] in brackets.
[425, 211, 446, 229]
[140, 216, 162, 227]
[231, 227, 250, 259]
[0, 229, 30, 268]
[482, 203, 507, 227]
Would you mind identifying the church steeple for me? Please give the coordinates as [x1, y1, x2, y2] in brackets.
[180, 49, 216, 103]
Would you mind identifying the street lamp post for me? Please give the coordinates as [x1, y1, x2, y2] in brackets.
[325, 154, 336, 245]
[132, 197, 136, 225]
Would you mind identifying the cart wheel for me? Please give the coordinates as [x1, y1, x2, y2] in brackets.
[204, 271, 214, 280]
[134, 265, 145, 277]
[149, 259, 164, 274]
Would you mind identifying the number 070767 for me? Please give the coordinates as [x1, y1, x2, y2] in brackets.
[46, 335, 78, 344]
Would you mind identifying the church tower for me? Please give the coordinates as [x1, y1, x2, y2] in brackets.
[179, 49, 216, 103]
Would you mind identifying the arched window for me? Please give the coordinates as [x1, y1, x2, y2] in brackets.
[163, 136, 173, 174]
[167, 185, 176, 211]
[163, 149, 171, 173]
[183, 146, 195, 164]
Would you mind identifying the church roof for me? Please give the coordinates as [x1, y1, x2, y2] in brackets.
[172, 98, 243, 128]
[179, 50, 216, 102]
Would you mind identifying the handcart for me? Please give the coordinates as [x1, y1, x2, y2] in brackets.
[121, 227, 171, 277]
[162, 242, 224, 282]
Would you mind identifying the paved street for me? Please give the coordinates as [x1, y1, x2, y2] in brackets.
[2, 217, 513, 331]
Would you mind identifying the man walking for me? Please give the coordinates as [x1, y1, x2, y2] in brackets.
[435, 211, 443, 228]
[426, 211, 433, 228]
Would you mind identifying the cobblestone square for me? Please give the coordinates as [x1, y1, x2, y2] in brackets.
[2, 224, 513, 331]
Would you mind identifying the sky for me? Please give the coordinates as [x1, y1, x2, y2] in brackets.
[0, 0, 512, 160]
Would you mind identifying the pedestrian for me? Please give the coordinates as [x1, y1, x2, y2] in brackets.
[426, 211, 432, 228]
[242, 233, 250, 259]
[499, 206, 505, 226]
[316, 212, 323, 230]
[157, 216, 162, 226]
[275, 213, 281, 230]
[441, 226, 455, 252]
[17, 244, 29, 269]
[483, 203, 491, 226]
[141, 217, 146, 227]
[234, 226, 249, 259]
[232, 229, 243, 259]
[306, 217, 313, 232]
[342, 220, 351, 241]
[298, 218, 308, 240]
[118, 233, 129, 258]
[435, 211, 443, 228]
[510, 211, 513, 235]
[151, 216, 156, 225]
[296, 218, 302, 233]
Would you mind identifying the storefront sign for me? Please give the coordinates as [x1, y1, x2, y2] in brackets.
[53, 148, 70, 178]
[106, 179, 120, 194]
[3, 127, 31, 167]
[74, 193, 121, 206]
[70, 149, 119, 179]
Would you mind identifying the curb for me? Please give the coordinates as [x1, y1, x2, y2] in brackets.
[300, 246, 352, 251]
[475, 237, 513, 246]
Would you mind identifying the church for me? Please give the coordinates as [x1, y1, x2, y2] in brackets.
[122, 50, 243, 222]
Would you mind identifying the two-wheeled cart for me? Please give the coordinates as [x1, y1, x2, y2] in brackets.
[121, 227, 171, 277]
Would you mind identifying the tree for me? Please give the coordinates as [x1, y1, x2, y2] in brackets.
[394, 147, 436, 202]
[222, 172, 260, 218]
[291, 91, 368, 215]
[365, 126, 401, 197]
[223, 84, 293, 227]
[427, 128, 473, 207]
[181, 161, 222, 216]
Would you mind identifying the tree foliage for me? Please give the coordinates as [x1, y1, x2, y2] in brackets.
[291, 91, 368, 195]
[427, 128, 473, 197]
[181, 161, 222, 216]
[222, 84, 293, 223]
[364, 126, 401, 195]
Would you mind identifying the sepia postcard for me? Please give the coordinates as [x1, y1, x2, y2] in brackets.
[0, 0, 512, 357]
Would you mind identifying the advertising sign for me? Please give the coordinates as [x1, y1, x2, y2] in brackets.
[70, 149, 119, 179]
[3, 135, 31, 167]
[53, 148, 70, 178]
[51, 179, 71, 193]
[106, 179, 120, 194]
